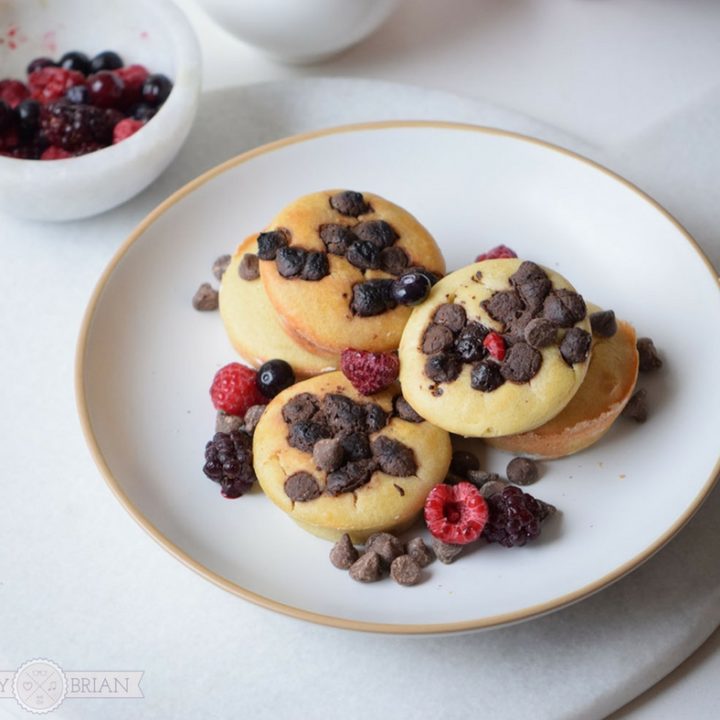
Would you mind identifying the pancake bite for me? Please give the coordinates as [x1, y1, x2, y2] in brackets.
[258, 190, 446, 354]
[398, 259, 593, 437]
[253, 371, 452, 543]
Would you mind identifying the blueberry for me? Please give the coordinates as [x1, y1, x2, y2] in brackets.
[391, 271, 432, 306]
[0, 101, 16, 133]
[130, 103, 157, 121]
[90, 50, 124, 73]
[142, 73, 173, 106]
[16, 99, 39, 134]
[59, 51, 92, 75]
[65, 85, 90, 104]
[256, 359, 295, 398]
[26, 57, 56, 74]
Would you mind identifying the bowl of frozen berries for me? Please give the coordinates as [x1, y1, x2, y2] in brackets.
[0, 0, 201, 220]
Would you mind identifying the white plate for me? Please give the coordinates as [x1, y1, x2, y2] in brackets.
[77, 121, 720, 634]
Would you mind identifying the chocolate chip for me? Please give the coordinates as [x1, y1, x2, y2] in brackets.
[282, 392, 318, 423]
[287, 420, 332, 453]
[238, 253, 260, 280]
[351, 279, 396, 316]
[425, 352, 462, 384]
[516, 278, 552, 313]
[243, 404, 266, 434]
[301, 251, 330, 281]
[256, 229, 289, 260]
[215, 411, 244, 434]
[346, 240, 381, 270]
[319, 223, 356, 255]
[284, 471, 321, 502]
[477, 478, 510, 498]
[543, 290, 587, 327]
[622, 388, 648, 422]
[192, 282, 218, 311]
[365, 404, 389, 433]
[371, 436, 417, 476]
[212, 254, 231, 281]
[450, 451, 480, 478]
[330, 190, 370, 217]
[394, 396, 424, 423]
[559, 327, 592, 365]
[509, 260, 549, 287]
[590, 309, 617, 338]
[322, 394, 366, 435]
[378, 246, 409, 275]
[466, 470, 502, 488]
[421, 323, 454, 354]
[313, 437, 345, 472]
[637, 337, 663, 372]
[330, 533, 359, 569]
[354, 220, 398, 249]
[482, 290, 524, 325]
[366, 532, 404, 566]
[326, 459, 376, 495]
[524, 317, 557, 348]
[470, 360, 505, 392]
[501, 342, 543, 383]
[433, 303, 466, 333]
[390, 555, 422, 586]
[340, 432, 372, 461]
[349, 551, 382, 582]
[454, 322, 489, 362]
[431, 537, 463, 564]
[406, 537, 434, 568]
[506, 456, 539, 485]
[276, 246, 306, 278]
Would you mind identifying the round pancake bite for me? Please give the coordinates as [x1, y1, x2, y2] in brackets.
[487, 305, 639, 458]
[253, 371, 452, 543]
[258, 190, 446, 354]
[219, 234, 338, 377]
[398, 259, 593, 437]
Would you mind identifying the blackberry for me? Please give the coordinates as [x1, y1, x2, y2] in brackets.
[203, 430, 256, 498]
[40, 102, 115, 150]
[482, 486, 554, 547]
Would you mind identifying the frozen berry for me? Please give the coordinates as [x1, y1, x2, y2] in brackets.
[0, 101, 16, 133]
[391, 271, 432, 306]
[26, 57, 56, 74]
[142, 73, 173, 106]
[113, 118, 144, 143]
[59, 50, 91, 75]
[256, 359, 296, 398]
[40, 102, 115, 150]
[40, 145, 72, 160]
[116, 64, 149, 106]
[87, 71, 124, 108]
[475, 244, 517, 262]
[29, 67, 85, 104]
[483, 331, 506, 361]
[210, 362, 268, 417]
[90, 50, 124, 73]
[0, 127, 19, 152]
[130, 103, 157, 121]
[483, 485, 554, 547]
[0, 79, 30, 108]
[424, 481, 489, 545]
[203, 430, 256, 498]
[340, 348, 399, 396]
[65, 85, 89, 105]
[16, 99, 40, 140]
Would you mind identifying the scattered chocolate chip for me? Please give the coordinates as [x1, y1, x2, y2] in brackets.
[425, 352, 462, 384]
[243, 404, 266, 434]
[450, 450, 480, 478]
[351, 279, 396, 316]
[340, 432, 372, 461]
[482, 290, 524, 325]
[365, 404, 388, 433]
[238, 253, 260, 280]
[622, 388, 648, 423]
[212, 254, 231, 281]
[215, 411, 244, 434]
[346, 240, 381, 270]
[319, 223, 356, 255]
[501, 342, 543, 383]
[378, 246, 409, 275]
[312, 437, 345, 472]
[322, 394, 366, 435]
[256, 229, 289, 260]
[506, 456, 539, 486]
[543, 290, 587, 327]
[301, 251, 330, 281]
[431, 537, 463, 564]
[589, 309, 617, 338]
[354, 220, 398, 249]
[282, 392, 318, 423]
[454, 322, 489, 362]
[394, 483, 405, 496]
[470, 360, 505, 392]
[637, 337, 663, 372]
[326, 459, 376, 495]
[349, 551, 382, 582]
[330, 533, 359, 569]
[366, 532, 404, 566]
[477, 478, 509, 498]
[276, 246, 307, 278]
[192, 282, 218, 311]
[284, 471, 321, 502]
[394, 396, 424, 423]
[559, 327, 592, 365]
[287, 420, 332, 453]
[371, 436, 418, 476]
[421, 323, 455, 354]
[406, 537, 434, 567]
[524, 317, 557, 348]
[330, 190, 370, 217]
[390, 555, 423, 586]
[433, 303, 466, 333]
[466, 470, 502, 489]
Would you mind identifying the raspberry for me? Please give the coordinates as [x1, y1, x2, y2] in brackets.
[210, 362, 268, 416]
[340, 348, 399, 396]
[483, 485, 554, 547]
[475, 244, 518, 262]
[202, 430, 256, 498]
[28, 67, 85, 104]
[483, 331, 506, 361]
[41, 145, 73, 160]
[424, 482, 489, 545]
[40, 102, 115, 150]
[0, 79, 30, 108]
[115, 64, 149, 106]
[113, 117, 144, 144]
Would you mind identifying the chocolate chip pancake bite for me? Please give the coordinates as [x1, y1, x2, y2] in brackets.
[258, 190, 446, 354]
[219, 234, 338, 377]
[398, 259, 593, 437]
[252, 371, 452, 543]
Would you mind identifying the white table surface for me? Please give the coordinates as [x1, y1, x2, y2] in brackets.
[2, 1, 720, 718]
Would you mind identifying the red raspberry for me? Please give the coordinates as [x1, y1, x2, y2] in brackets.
[483, 331, 506, 361]
[0, 79, 30, 108]
[41, 145, 73, 160]
[28, 67, 86, 104]
[115, 64, 149, 106]
[113, 118, 144, 144]
[340, 348, 400, 396]
[424, 482, 489, 545]
[475, 244, 517, 262]
[210, 362, 268, 416]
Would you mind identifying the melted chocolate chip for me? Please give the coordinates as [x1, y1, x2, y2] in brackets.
[543, 290, 587, 327]
[312, 438, 345, 472]
[559, 327, 592, 365]
[319, 223, 356, 255]
[351, 279, 396, 316]
[421, 323, 455, 354]
[326, 459, 376, 495]
[637, 337, 662, 372]
[371, 436, 418, 476]
[256, 229, 289, 260]
[301, 251, 329, 281]
[501, 342, 543, 383]
[282, 392, 318, 423]
[276, 246, 306, 278]
[482, 290, 524, 326]
[346, 240, 381, 270]
[354, 220, 398, 249]
[393, 396, 424, 423]
[340, 432, 372, 461]
[433, 303, 466, 333]
[378, 246, 409, 275]
[454, 322, 489, 362]
[284, 471, 321, 502]
[470, 360, 505, 392]
[524, 317, 557, 348]
[365, 404, 389, 433]
[322, 394, 367, 435]
[330, 190, 370, 217]
[425, 352, 462, 384]
[287, 420, 332, 452]
[589, 309, 617, 338]
[238, 253, 260, 280]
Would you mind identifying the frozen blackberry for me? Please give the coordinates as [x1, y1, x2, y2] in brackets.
[40, 102, 115, 150]
[482, 485, 554, 548]
[203, 430, 256, 499]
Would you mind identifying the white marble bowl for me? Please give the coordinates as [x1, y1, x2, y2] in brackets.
[0, 0, 201, 221]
